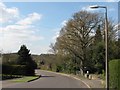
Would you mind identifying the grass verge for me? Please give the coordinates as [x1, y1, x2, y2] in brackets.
[11, 75, 40, 83]
[2, 74, 22, 80]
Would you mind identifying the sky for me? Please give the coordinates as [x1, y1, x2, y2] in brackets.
[1, 0, 120, 2]
[0, 1, 119, 55]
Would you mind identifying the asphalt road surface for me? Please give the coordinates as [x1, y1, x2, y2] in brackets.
[2, 70, 88, 88]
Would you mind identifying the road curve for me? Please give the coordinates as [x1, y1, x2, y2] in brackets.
[3, 70, 89, 88]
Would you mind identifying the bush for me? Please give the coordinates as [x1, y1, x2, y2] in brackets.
[56, 65, 62, 72]
[109, 59, 120, 90]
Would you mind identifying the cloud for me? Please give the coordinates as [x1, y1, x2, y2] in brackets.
[51, 27, 61, 42]
[114, 23, 120, 39]
[105, 0, 116, 2]
[30, 45, 50, 54]
[52, 31, 59, 41]
[51, 20, 67, 41]
[1, 24, 44, 41]
[0, 2, 19, 23]
[17, 13, 42, 25]
[61, 20, 67, 26]
[0, 23, 44, 53]
[0, 3, 44, 54]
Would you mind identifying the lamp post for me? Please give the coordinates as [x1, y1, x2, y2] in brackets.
[90, 5, 109, 90]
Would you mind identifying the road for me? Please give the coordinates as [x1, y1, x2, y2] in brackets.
[2, 70, 88, 88]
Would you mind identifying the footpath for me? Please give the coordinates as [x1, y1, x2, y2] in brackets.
[72, 74, 105, 88]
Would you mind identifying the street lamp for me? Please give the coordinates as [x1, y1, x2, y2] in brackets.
[90, 5, 109, 90]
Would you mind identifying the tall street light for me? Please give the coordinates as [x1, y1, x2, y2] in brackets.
[90, 5, 109, 90]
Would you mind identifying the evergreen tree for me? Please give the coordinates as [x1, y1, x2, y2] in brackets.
[17, 45, 37, 76]
[93, 26, 105, 73]
[17, 45, 30, 65]
[116, 38, 120, 59]
[94, 25, 103, 44]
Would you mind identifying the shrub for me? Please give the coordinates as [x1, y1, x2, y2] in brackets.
[109, 59, 120, 90]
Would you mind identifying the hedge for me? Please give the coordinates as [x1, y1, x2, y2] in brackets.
[2, 64, 27, 75]
[109, 59, 120, 90]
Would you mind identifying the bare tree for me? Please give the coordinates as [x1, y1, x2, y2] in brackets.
[54, 11, 103, 75]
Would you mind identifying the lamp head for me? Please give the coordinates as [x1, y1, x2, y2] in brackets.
[90, 5, 99, 9]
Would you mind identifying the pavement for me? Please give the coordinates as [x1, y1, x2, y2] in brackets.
[2, 70, 89, 88]
[76, 75, 104, 88]
[55, 72, 104, 88]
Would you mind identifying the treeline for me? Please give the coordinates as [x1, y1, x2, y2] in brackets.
[37, 54, 57, 71]
[50, 10, 120, 75]
[2, 53, 57, 71]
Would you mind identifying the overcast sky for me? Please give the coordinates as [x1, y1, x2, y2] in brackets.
[0, 1, 119, 54]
